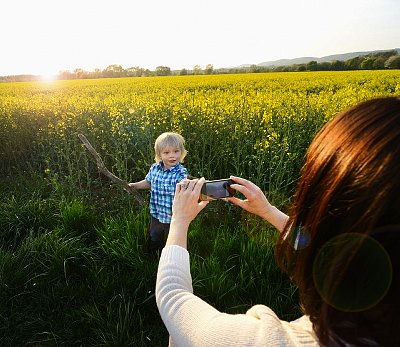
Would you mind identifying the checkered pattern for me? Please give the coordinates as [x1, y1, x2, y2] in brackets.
[145, 161, 188, 223]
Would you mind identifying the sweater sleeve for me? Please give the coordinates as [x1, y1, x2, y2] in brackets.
[156, 245, 318, 347]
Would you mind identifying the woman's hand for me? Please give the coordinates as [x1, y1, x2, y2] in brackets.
[172, 178, 209, 226]
[227, 176, 272, 218]
[227, 176, 289, 233]
[166, 178, 209, 248]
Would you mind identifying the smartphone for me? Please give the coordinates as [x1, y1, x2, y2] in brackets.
[200, 179, 234, 201]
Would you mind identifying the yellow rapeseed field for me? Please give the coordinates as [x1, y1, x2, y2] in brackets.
[1, 71, 399, 196]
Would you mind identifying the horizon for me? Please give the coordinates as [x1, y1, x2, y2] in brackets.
[1, 47, 399, 78]
[2, 0, 400, 77]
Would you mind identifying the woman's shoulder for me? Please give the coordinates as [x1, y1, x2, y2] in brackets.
[246, 306, 319, 346]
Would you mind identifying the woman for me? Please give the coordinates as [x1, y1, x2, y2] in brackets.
[156, 97, 400, 346]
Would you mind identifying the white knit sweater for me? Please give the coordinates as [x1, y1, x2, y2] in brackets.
[156, 245, 320, 346]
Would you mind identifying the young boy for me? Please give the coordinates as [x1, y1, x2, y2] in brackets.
[128, 132, 188, 254]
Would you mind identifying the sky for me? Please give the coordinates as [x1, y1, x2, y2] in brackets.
[1, 0, 399, 76]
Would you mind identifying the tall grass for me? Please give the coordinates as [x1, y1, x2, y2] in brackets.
[0, 184, 296, 346]
[0, 194, 164, 346]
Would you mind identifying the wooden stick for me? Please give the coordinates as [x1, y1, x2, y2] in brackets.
[78, 134, 146, 206]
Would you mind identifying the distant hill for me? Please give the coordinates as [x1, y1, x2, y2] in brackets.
[249, 48, 400, 68]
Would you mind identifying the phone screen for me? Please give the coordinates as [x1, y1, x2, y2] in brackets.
[200, 179, 234, 200]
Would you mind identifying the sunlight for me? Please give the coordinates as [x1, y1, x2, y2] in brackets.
[40, 72, 58, 82]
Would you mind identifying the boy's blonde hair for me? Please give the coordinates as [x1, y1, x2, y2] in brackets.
[154, 132, 188, 163]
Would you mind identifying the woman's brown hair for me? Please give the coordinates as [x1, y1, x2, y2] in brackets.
[276, 97, 400, 345]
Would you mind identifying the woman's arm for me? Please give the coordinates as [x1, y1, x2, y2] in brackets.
[166, 178, 209, 249]
[227, 176, 289, 233]
[156, 177, 309, 346]
[156, 245, 289, 347]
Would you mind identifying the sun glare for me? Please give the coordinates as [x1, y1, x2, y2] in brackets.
[40, 73, 57, 82]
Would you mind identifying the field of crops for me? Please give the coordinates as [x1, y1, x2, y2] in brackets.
[2, 71, 399, 190]
[1, 70, 399, 345]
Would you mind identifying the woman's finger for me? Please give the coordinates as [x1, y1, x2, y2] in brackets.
[188, 179, 199, 191]
[229, 183, 250, 196]
[226, 196, 247, 208]
[192, 177, 205, 194]
[230, 175, 252, 187]
[177, 178, 193, 192]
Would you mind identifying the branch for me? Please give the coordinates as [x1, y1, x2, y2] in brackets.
[78, 134, 146, 206]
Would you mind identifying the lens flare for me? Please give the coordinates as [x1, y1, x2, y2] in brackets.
[313, 233, 392, 312]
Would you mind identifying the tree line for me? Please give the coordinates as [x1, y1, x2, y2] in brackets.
[1, 51, 399, 82]
[253, 50, 400, 73]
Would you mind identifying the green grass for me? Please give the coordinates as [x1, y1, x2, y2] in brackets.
[0, 175, 298, 346]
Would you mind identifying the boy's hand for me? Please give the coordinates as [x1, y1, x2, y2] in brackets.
[128, 180, 151, 190]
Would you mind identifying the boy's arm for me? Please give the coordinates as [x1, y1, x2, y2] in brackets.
[128, 179, 151, 190]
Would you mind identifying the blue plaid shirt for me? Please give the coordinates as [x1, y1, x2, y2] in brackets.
[145, 161, 188, 223]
